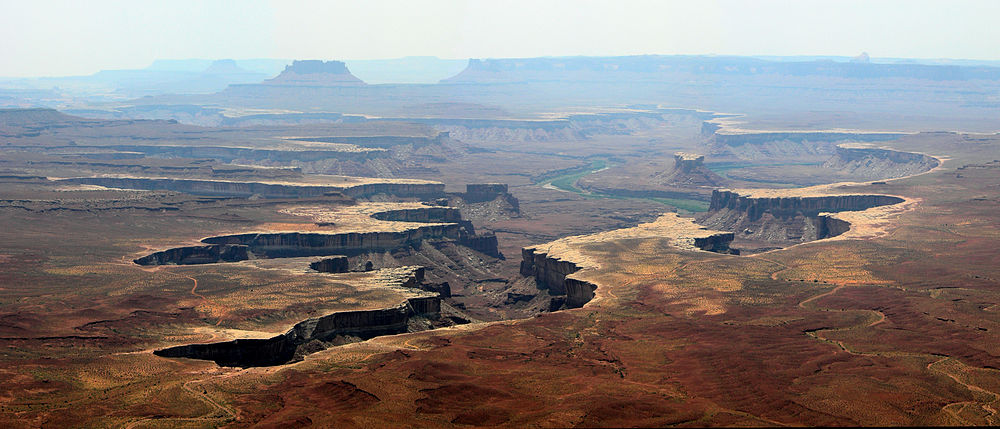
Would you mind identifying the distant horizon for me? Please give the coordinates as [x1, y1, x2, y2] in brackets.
[7, 53, 1000, 80]
[2, 0, 998, 77]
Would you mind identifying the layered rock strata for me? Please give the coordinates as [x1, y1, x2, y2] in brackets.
[59, 177, 446, 200]
[134, 244, 249, 266]
[823, 146, 940, 180]
[520, 213, 736, 310]
[154, 284, 442, 367]
[700, 189, 907, 248]
[201, 224, 464, 258]
[309, 256, 350, 273]
[708, 190, 904, 220]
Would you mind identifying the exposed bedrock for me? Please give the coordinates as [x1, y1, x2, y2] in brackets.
[708, 190, 905, 220]
[824, 146, 940, 180]
[338, 182, 446, 199]
[694, 232, 739, 254]
[712, 131, 904, 147]
[519, 248, 596, 309]
[700, 190, 905, 250]
[101, 144, 387, 163]
[58, 177, 446, 200]
[370, 207, 463, 223]
[288, 134, 448, 149]
[709, 131, 906, 162]
[154, 298, 440, 367]
[462, 184, 509, 203]
[202, 224, 465, 258]
[309, 256, 349, 273]
[674, 152, 706, 172]
[60, 177, 345, 199]
[134, 244, 249, 266]
[153, 266, 453, 367]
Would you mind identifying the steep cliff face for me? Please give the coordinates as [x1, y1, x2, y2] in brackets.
[154, 268, 449, 367]
[99, 144, 387, 163]
[339, 182, 446, 199]
[700, 189, 906, 251]
[262, 60, 367, 86]
[201, 224, 464, 258]
[708, 190, 904, 219]
[370, 207, 463, 223]
[519, 248, 596, 309]
[134, 244, 249, 266]
[823, 146, 940, 180]
[309, 256, 349, 273]
[61, 176, 446, 200]
[155, 298, 428, 367]
[709, 131, 905, 161]
[462, 184, 509, 203]
[60, 177, 344, 199]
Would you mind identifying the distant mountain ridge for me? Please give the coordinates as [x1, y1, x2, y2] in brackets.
[441, 55, 1000, 83]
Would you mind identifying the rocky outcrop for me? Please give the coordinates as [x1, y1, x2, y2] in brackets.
[99, 144, 387, 163]
[700, 189, 906, 250]
[60, 176, 446, 200]
[519, 248, 595, 309]
[708, 190, 904, 220]
[674, 152, 705, 172]
[60, 177, 345, 199]
[370, 207, 463, 223]
[154, 298, 434, 367]
[339, 182, 446, 199]
[693, 232, 739, 254]
[823, 146, 939, 180]
[709, 131, 906, 162]
[262, 60, 367, 86]
[201, 224, 464, 258]
[462, 184, 509, 203]
[458, 232, 502, 259]
[154, 268, 448, 367]
[134, 244, 249, 266]
[288, 134, 447, 149]
[309, 256, 349, 273]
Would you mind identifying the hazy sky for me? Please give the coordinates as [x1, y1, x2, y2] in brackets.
[2, 0, 998, 77]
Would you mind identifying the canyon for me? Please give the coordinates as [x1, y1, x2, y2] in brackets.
[2, 50, 999, 427]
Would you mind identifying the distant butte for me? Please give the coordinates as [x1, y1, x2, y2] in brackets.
[263, 60, 367, 86]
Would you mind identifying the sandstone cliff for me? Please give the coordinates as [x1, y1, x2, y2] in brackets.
[134, 244, 249, 266]
[154, 267, 448, 367]
[699, 189, 906, 250]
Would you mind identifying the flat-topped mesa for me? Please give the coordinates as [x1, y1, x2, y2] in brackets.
[824, 146, 940, 180]
[61, 177, 347, 199]
[708, 190, 905, 220]
[58, 177, 446, 200]
[370, 207, 464, 223]
[674, 152, 705, 173]
[134, 244, 249, 266]
[520, 213, 737, 311]
[338, 182, 446, 200]
[455, 183, 521, 214]
[700, 189, 907, 251]
[201, 224, 465, 258]
[309, 256, 349, 273]
[263, 60, 367, 86]
[154, 267, 445, 367]
[463, 184, 508, 203]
